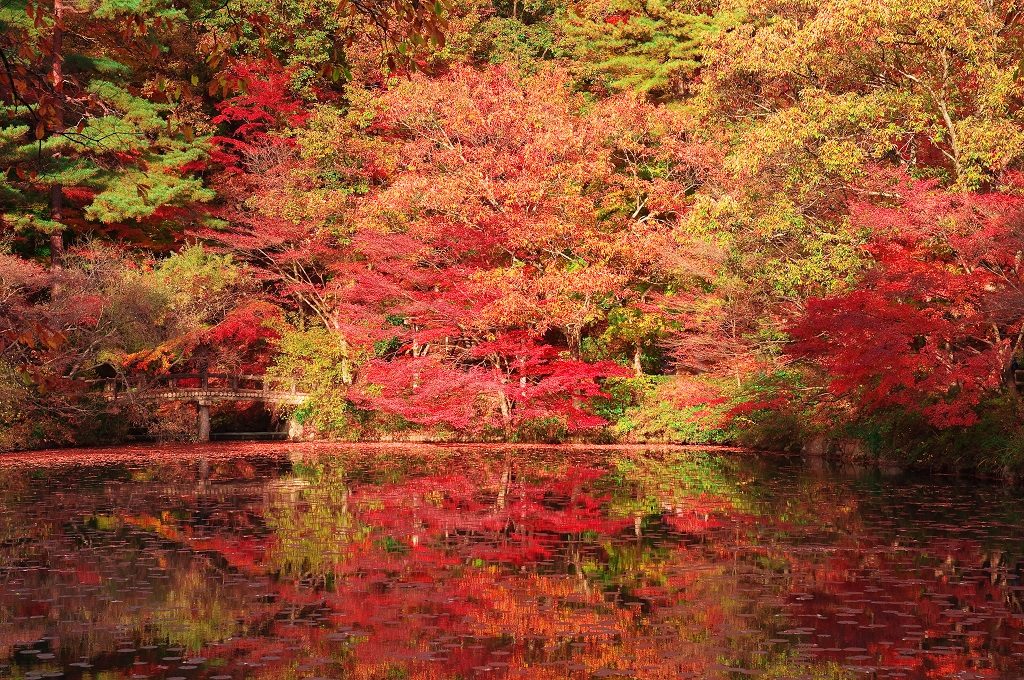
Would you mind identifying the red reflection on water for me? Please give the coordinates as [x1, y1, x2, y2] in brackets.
[0, 444, 1022, 680]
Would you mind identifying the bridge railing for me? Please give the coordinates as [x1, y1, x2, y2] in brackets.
[107, 372, 300, 397]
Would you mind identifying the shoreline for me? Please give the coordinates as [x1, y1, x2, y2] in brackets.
[2, 440, 1018, 484]
[0, 440, 767, 468]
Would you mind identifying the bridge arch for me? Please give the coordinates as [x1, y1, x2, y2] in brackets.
[105, 371, 309, 441]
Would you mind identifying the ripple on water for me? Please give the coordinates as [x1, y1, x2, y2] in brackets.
[1, 443, 1024, 679]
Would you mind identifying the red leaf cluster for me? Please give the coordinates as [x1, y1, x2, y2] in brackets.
[789, 174, 1024, 427]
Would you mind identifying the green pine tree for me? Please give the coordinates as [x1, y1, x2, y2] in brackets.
[1, 0, 214, 257]
[558, 0, 738, 100]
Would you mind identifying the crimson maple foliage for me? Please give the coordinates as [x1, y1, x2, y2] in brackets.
[790, 173, 1024, 427]
[210, 60, 312, 170]
[320, 66, 713, 433]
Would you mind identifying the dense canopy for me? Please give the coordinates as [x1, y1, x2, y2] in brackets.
[3, 0, 1024, 471]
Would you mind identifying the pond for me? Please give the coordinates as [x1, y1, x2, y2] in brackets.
[1, 444, 1023, 680]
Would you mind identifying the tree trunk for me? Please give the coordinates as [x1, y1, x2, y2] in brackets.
[1003, 355, 1023, 422]
[338, 335, 353, 385]
[633, 345, 643, 376]
[48, 0, 65, 264]
[499, 390, 512, 435]
[49, 186, 63, 262]
[333, 318, 352, 385]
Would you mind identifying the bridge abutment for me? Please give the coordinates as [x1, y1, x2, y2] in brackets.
[287, 413, 304, 441]
[197, 400, 211, 442]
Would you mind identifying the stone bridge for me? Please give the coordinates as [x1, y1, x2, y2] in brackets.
[106, 372, 309, 441]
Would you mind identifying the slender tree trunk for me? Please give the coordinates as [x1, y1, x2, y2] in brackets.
[48, 0, 65, 263]
[1003, 356, 1023, 421]
[49, 186, 63, 261]
[340, 339, 352, 385]
[329, 318, 353, 385]
[499, 390, 512, 435]
[633, 344, 643, 376]
[1003, 327, 1024, 422]
[51, 0, 63, 91]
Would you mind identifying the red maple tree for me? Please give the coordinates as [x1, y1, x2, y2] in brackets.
[790, 172, 1024, 427]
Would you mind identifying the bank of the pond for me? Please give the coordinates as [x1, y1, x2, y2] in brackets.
[0, 440, 762, 468]
[0, 436, 1007, 488]
[9, 414, 1024, 483]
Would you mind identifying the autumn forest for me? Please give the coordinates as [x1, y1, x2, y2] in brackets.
[3, 0, 1024, 473]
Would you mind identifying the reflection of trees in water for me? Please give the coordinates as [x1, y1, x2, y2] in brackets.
[240, 450, 856, 678]
[148, 565, 244, 651]
[4, 449, 1024, 679]
[264, 460, 369, 586]
[0, 526, 253, 661]
[0, 458, 288, 665]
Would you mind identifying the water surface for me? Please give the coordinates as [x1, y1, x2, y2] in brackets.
[2, 443, 1023, 679]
